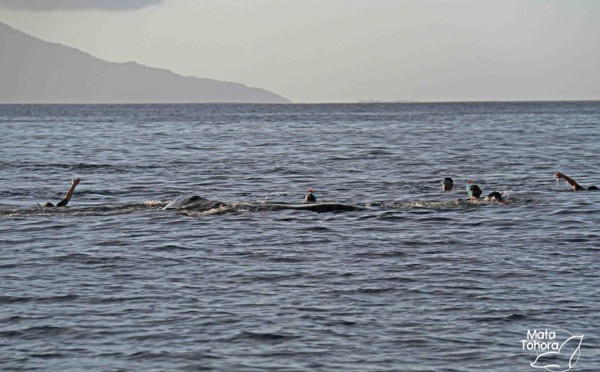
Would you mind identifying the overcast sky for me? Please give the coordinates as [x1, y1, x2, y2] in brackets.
[1, 0, 599, 103]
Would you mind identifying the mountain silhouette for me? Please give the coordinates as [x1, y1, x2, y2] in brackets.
[0, 22, 290, 104]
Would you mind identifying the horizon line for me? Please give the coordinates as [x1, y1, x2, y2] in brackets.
[1, 99, 599, 106]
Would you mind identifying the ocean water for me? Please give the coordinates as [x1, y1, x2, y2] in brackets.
[1, 102, 599, 371]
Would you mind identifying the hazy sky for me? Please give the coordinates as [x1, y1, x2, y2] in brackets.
[1, 0, 599, 103]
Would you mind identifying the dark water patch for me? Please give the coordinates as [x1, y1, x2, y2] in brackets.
[29, 353, 66, 360]
[124, 332, 182, 342]
[351, 249, 409, 258]
[232, 331, 301, 343]
[148, 244, 195, 252]
[0, 294, 79, 304]
[354, 286, 397, 294]
[267, 255, 307, 263]
[233, 271, 305, 283]
[6, 325, 76, 340]
[95, 240, 130, 247]
[0, 329, 27, 338]
[373, 211, 406, 221]
[0, 315, 48, 323]
[50, 253, 128, 265]
[371, 275, 419, 284]
[473, 313, 529, 323]
[126, 350, 176, 361]
[85, 295, 174, 305]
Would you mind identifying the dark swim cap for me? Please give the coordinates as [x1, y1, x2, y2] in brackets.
[588, 185, 598, 190]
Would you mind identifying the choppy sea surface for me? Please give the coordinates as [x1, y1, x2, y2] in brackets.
[1, 102, 599, 371]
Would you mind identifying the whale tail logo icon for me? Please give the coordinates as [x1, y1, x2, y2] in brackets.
[530, 335, 583, 372]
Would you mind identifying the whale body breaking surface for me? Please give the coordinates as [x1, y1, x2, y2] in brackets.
[163, 195, 366, 213]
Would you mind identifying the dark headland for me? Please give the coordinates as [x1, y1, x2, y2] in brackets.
[0, 22, 290, 104]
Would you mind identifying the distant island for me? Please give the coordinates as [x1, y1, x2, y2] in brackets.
[0, 22, 290, 104]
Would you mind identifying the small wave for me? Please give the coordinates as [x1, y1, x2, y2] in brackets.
[474, 313, 528, 323]
[149, 244, 194, 252]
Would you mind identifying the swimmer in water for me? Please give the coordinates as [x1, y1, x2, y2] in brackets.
[40, 178, 80, 207]
[466, 180, 482, 200]
[484, 191, 504, 203]
[441, 177, 454, 191]
[466, 180, 505, 203]
[304, 189, 317, 203]
[554, 171, 598, 191]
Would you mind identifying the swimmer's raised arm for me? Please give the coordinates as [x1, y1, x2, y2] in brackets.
[554, 171, 584, 191]
[44, 178, 80, 207]
[62, 178, 81, 201]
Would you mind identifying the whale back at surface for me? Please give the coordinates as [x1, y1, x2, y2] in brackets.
[268, 203, 364, 213]
[164, 195, 225, 210]
[164, 195, 363, 213]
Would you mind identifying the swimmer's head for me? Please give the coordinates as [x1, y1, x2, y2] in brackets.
[588, 185, 598, 190]
[43, 202, 56, 207]
[304, 189, 317, 203]
[441, 177, 454, 191]
[466, 180, 482, 198]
